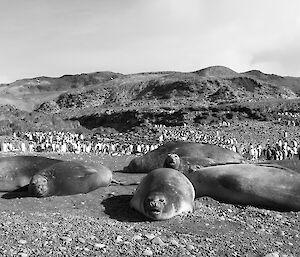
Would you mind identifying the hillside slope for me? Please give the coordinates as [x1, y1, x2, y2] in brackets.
[0, 72, 123, 111]
[0, 67, 299, 114]
[242, 70, 300, 95]
[37, 70, 298, 114]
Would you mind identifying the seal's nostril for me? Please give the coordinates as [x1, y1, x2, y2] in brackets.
[149, 201, 155, 207]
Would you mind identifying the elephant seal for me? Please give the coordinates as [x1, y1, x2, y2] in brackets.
[124, 141, 244, 173]
[29, 161, 112, 197]
[130, 168, 195, 220]
[0, 155, 62, 191]
[262, 159, 300, 174]
[184, 163, 300, 211]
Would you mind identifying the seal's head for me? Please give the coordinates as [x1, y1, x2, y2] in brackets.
[29, 173, 55, 197]
[143, 192, 170, 220]
[163, 153, 180, 170]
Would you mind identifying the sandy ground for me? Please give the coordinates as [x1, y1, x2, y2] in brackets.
[0, 152, 299, 257]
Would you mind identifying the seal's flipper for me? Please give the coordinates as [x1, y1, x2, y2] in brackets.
[111, 179, 140, 186]
[13, 185, 29, 192]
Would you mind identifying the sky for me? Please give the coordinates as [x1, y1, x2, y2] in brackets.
[0, 0, 300, 83]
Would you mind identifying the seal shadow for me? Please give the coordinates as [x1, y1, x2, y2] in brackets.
[101, 194, 148, 222]
[1, 185, 33, 199]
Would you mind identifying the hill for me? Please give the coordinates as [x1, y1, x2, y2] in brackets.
[242, 70, 300, 95]
[0, 71, 123, 111]
[0, 66, 300, 133]
[1, 67, 299, 113]
[193, 65, 239, 77]
[35, 69, 298, 113]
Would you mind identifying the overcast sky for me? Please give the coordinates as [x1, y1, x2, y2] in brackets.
[0, 0, 300, 83]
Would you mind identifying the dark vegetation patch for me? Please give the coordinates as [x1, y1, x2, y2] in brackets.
[1, 97, 300, 135]
[67, 98, 300, 132]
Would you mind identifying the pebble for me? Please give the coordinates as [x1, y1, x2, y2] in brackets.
[186, 244, 195, 251]
[205, 238, 213, 243]
[276, 230, 285, 236]
[60, 236, 72, 243]
[143, 249, 153, 256]
[144, 233, 155, 240]
[151, 236, 165, 246]
[257, 224, 264, 229]
[169, 238, 180, 246]
[116, 235, 123, 243]
[89, 235, 97, 240]
[18, 253, 28, 257]
[264, 252, 280, 257]
[132, 235, 143, 241]
[94, 243, 105, 249]
[77, 237, 86, 244]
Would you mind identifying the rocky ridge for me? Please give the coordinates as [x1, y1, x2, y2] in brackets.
[1, 66, 300, 134]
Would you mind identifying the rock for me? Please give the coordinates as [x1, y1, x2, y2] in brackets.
[264, 252, 280, 257]
[116, 235, 123, 243]
[18, 253, 28, 257]
[60, 236, 72, 244]
[18, 240, 27, 245]
[276, 230, 285, 236]
[143, 249, 153, 256]
[77, 237, 86, 244]
[205, 238, 213, 243]
[144, 233, 155, 240]
[94, 243, 105, 249]
[89, 235, 97, 240]
[132, 235, 143, 241]
[151, 236, 165, 246]
[186, 244, 195, 251]
[169, 238, 180, 247]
